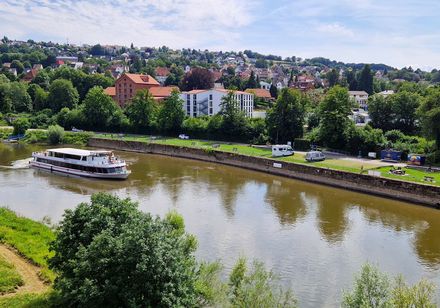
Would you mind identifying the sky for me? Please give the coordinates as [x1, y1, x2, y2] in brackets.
[1, 0, 439, 70]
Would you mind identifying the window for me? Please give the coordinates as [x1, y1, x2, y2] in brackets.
[209, 94, 213, 100]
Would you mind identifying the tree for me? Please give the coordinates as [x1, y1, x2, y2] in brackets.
[90, 44, 105, 56]
[358, 64, 374, 94]
[318, 86, 353, 149]
[266, 88, 306, 144]
[269, 84, 278, 98]
[82, 86, 120, 129]
[8, 82, 32, 112]
[418, 88, 440, 153]
[48, 79, 79, 112]
[345, 69, 358, 90]
[245, 71, 258, 89]
[33, 86, 49, 111]
[180, 68, 214, 91]
[12, 117, 30, 135]
[219, 91, 249, 141]
[47, 124, 65, 144]
[368, 94, 394, 132]
[32, 70, 50, 90]
[158, 90, 185, 134]
[326, 69, 339, 87]
[125, 89, 157, 132]
[49, 193, 199, 307]
[10, 60, 24, 74]
[389, 91, 421, 135]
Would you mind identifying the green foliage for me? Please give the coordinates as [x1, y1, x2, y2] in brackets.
[368, 94, 394, 132]
[294, 138, 311, 151]
[24, 129, 48, 144]
[180, 67, 214, 91]
[49, 193, 199, 307]
[326, 68, 339, 87]
[47, 124, 65, 145]
[48, 79, 79, 112]
[63, 131, 93, 146]
[125, 89, 157, 132]
[0, 291, 56, 308]
[5, 82, 33, 112]
[82, 86, 121, 130]
[0, 207, 55, 283]
[157, 90, 185, 133]
[0, 255, 24, 294]
[182, 116, 209, 138]
[266, 88, 306, 144]
[342, 264, 436, 308]
[418, 87, 440, 153]
[0, 126, 13, 139]
[12, 117, 30, 135]
[358, 64, 374, 94]
[318, 86, 353, 149]
[389, 91, 421, 135]
[219, 91, 249, 141]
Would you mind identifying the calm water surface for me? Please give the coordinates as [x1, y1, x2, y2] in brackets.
[1, 143, 439, 307]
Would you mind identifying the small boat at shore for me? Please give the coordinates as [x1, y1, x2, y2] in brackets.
[30, 148, 130, 180]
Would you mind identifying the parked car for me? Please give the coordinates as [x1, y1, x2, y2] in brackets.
[305, 151, 326, 162]
[178, 134, 189, 140]
[272, 145, 294, 157]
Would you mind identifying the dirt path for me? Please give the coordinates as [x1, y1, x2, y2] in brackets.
[0, 245, 48, 297]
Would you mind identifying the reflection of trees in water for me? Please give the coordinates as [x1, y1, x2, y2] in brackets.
[0, 143, 42, 166]
[357, 200, 440, 268]
[264, 179, 307, 225]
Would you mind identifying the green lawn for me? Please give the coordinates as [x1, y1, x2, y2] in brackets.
[0, 291, 54, 308]
[0, 255, 23, 294]
[374, 166, 440, 186]
[95, 134, 439, 186]
[0, 208, 55, 283]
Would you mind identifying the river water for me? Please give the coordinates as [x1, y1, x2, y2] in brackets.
[1, 143, 439, 307]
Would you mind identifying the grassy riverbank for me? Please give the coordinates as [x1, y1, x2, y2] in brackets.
[0, 208, 55, 283]
[96, 134, 440, 186]
[0, 255, 23, 294]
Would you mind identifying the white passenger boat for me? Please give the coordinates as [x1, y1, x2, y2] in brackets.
[30, 148, 130, 179]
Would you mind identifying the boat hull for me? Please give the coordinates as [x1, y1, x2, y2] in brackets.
[29, 161, 129, 180]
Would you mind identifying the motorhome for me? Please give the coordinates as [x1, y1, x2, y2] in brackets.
[305, 151, 326, 162]
[272, 145, 294, 157]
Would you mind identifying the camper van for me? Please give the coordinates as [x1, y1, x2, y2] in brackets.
[305, 151, 326, 162]
[272, 145, 294, 157]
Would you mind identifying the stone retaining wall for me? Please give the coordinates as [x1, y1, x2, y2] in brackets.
[89, 138, 440, 208]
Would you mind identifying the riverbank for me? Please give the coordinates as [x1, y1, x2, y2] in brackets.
[89, 137, 440, 208]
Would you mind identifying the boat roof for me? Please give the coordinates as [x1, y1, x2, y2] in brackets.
[47, 148, 111, 156]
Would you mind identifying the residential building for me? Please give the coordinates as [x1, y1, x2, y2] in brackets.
[245, 88, 274, 103]
[378, 90, 395, 97]
[260, 81, 271, 90]
[56, 56, 78, 63]
[22, 68, 39, 82]
[180, 89, 254, 118]
[155, 67, 171, 85]
[349, 91, 369, 110]
[290, 75, 315, 92]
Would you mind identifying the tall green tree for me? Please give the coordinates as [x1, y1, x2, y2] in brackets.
[219, 91, 248, 140]
[358, 64, 374, 94]
[269, 84, 278, 98]
[318, 86, 353, 149]
[125, 89, 157, 132]
[266, 88, 306, 144]
[367, 94, 394, 132]
[418, 88, 440, 152]
[389, 91, 421, 135]
[8, 82, 32, 112]
[326, 69, 339, 87]
[82, 86, 120, 129]
[10, 60, 24, 74]
[245, 71, 258, 89]
[47, 79, 79, 112]
[158, 90, 185, 134]
[49, 193, 199, 307]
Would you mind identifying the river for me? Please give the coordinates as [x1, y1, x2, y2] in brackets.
[1, 143, 439, 307]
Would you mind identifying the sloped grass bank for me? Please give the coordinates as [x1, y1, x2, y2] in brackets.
[0, 255, 23, 294]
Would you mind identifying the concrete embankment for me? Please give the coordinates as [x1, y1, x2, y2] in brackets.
[89, 138, 440, 208]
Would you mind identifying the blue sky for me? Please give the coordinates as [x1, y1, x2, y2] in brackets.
[1, 0, 439, 69]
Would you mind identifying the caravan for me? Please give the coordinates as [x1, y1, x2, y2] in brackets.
[272, 145, 294, 157]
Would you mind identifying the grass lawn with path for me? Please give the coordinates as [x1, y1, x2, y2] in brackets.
[0, 255, 23, 294]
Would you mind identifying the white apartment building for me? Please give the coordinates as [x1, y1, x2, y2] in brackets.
[180, 89, 254, 118]
[349, 91, 369, 110]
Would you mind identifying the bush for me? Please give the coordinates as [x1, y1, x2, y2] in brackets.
[294, 138, 311, 151]
[0, 127, 13, 139]
[24, 129, 48, 144]
[12, 117, 30, 135]
[63, 131, 93, 146]
[49, 193, 199, 307]
[47, 125, 65, 145]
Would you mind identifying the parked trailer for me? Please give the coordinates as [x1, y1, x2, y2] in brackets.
[272, 145, 294, 157]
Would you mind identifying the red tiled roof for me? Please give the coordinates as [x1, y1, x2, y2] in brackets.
[245, 88, 272, 99]
[155, 67, 171, 77]
[22, 69, 38, 82]
[150, 86, 179, 98]
[104, 87, 116, 96]
[120, 73, 160, 86]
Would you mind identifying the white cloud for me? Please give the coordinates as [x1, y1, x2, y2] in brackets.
[315, 23, 354, 38]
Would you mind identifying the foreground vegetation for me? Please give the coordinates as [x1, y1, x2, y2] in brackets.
[0, 255, 23, 294]
[0, 208, 55, 283]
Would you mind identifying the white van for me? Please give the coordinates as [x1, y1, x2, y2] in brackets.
[272, 145, 294, 157]
[305, 151, 326, 162]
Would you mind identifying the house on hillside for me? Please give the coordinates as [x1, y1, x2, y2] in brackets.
[104, 73, 176, 106]
[349, 91, 369, 110]
[180, 89, 254, 118]
[155, 67, 171, 85]
[22, 68, 39, 82]
[260, 81, 271, 90]
[245, 88, 274, 103]
[290, 75, 315, 92]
